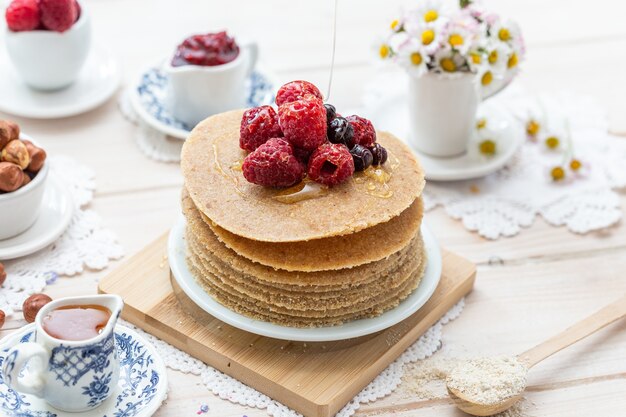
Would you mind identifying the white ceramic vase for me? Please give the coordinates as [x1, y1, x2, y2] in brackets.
[407, 72, 479, 158]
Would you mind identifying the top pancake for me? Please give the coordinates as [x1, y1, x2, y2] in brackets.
[181, 109, 425, 242]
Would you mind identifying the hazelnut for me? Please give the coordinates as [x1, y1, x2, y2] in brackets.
[0, 262, 6, 286]
[1, 140, 30, 170]
[0, 120, 19, 150]
[0, 162, 24, 192]
[23, 293, 52, 323]
[0, 310, 5, 329]
[23, 141, 46, 173]
[20, 171, 31, 187]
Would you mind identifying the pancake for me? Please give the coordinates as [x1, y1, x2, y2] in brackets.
[181, 109, 425, 243]
[182, 191, 424, 285]
[187, 231, 424, 297]
[186, 231, 424, 310]
[186, 246, 427, 327]
[204, 197, 423, 272]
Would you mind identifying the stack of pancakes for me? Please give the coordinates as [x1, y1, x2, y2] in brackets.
[180, 110, 426, 327]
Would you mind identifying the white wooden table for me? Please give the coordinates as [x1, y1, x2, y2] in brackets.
[2, 0, 626, 415]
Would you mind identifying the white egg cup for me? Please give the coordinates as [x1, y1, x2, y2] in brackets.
[4, 6, 92, 91]
[0, 137, 49, 241]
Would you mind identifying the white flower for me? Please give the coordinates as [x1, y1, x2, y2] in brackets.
[475, 123, 500, 156]
[491, 18, 522, 47]
[433, 47, 465, 73]
[484, 41, 510, 76]
[408, 0, 455, 27]
[467, 46, 485, 72]
[398, 39, 429, 77]
[476, 65, 503, 96]
[443, 19, 478, 55]
[407, 21, 447, 55]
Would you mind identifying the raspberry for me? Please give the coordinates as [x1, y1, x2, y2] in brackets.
[40, 0, 78, 32]
[242, 138, 305, 188]
[346, 115, 377, 147]
[5, 0, 40, 32]
[276, 80, 323, 106]
[307, 143, 355, 186]
[278, 98, 327, 152]
[239, 106, 283, 152]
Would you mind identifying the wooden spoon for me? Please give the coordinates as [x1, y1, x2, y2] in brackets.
[447, 293, 626, 416]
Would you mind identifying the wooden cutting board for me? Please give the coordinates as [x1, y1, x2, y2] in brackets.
[98, 233, 476, 417]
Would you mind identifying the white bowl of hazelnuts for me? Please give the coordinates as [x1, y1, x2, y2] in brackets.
[0, 120, 48, 240]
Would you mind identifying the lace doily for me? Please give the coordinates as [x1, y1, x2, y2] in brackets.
[363, 73, 626, 239]
[0, 156, 124, 316]
[122, 299, 464, 417]
[119, 90, 184, 163]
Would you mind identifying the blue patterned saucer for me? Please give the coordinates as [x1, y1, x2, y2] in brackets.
[129, 62, 276, 140]
[0, 324, 168, 417]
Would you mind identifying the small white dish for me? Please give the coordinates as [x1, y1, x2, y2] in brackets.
[365, 94, 524, 181]
[0, 324, 168, 417]
[4, 5, 91, 90]
[168, 215, 443, 342]
[0, 175, 73, 260]
[0, 156, 49, 240]
[129, 62, 276, 140]
[0, 42, 120, 119]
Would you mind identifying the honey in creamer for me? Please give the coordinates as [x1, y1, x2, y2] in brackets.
[42, 305, 112, 341]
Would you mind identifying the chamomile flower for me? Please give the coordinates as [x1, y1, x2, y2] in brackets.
[484, 41, 510, 76]
[476, 65, 502, 96]
[491, 18, 522, 47]
[467, 46, 486, 71]
[433, 48, 465, 73]
[476, 124, 499, 156]
[412, 0, 453, 26]
[443, 20, 477, 54]
[407, 22, 446, 54]
[398, 39, 429, 77]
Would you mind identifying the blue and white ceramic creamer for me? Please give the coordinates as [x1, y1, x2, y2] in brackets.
[1, 294, 123, 412]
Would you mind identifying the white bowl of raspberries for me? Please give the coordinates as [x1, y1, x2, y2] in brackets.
[240, 80, 388, 188]
[4, 0, 91, 90]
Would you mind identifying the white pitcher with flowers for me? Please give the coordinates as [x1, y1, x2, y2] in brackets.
[380, 0, 525, 157]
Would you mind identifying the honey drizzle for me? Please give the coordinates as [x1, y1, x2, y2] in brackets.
[272, 179, 329, 204]
[212, 142, 245, 197]
[352, 152, 398, 199]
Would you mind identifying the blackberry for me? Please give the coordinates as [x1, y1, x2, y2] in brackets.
[327, 117, 354, 146]
[324, 104, 336, 123]
[370, 143, 388, 165]
[350, 144, 373, 171]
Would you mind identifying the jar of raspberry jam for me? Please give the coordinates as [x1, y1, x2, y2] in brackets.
[171, 31, 240, 67]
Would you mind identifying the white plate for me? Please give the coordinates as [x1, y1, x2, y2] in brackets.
[129, 61, 276, 139]
[0, 43, 120, 119]
[0, 175, 73, 260]
[0, 324, 168, 417]
[365, 94, 524, 181]
[168, 215, 442, 342]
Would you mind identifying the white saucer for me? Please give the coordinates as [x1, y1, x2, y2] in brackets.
[168, 215, 442, 342]
[365, 95, 524, 181]
[129, 61, 276, 140]
[0, 43, 120, 119]
[0, 324, 168, 417]
[0, 175, 73, 260]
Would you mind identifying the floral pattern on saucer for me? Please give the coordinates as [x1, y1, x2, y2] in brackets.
[0, 325, 167, 417]
[136, 66, 274, 133]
